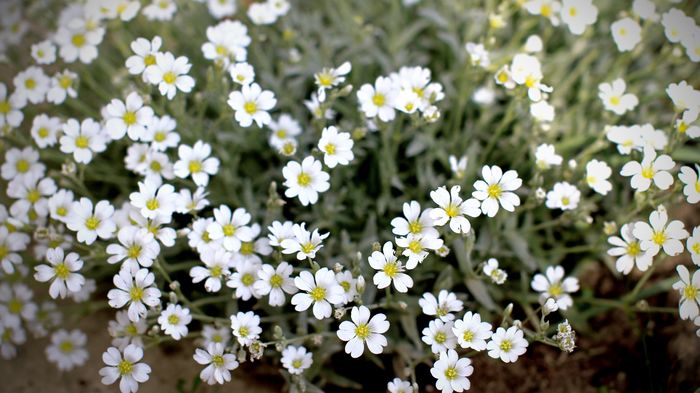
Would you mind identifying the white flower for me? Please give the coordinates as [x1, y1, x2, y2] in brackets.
[254, 262, 297, 306]
[30, 114, 61, 148]
[207, 0, 236, 19]
[175, 187, 209, 214]
[620, 147, 675, 192]
[396, 233, 444, 269]
[633, 0, 658, 21]
[66, 198, 116, 245]
[430, 186, 480, 234]
[422, 319, 457, 354]
[190, 249, 233, 292]
[666, 81, 700, 112]
[143, 0, 177, 20]
[314, 61, 352, 101]
[229, 62, 255, 85]
[129, 177, 176, 222]
[0, 284, 37, 326]
[227, 261, 262, 300]
[174, 141, 220, 186]
[291, 267, 344, 319]
[145, 52, 195, 100]
[0, 83, 25, 129]
[193, 343, 239, 385]
[2, 147, 44, 181]
[46, 329, 88, 371]
[357, 76, 397, 122]
[335, 271, 359, 305]
[108, 311, 147, 350]
[59, 118, 108, 164]
[388, 378, 413, 393]
[633, 206, 689, 257]
[611, 18, 642, 52]
[534, 144, 562, 170]
[686, 226, 700, 266]
[13, 66, 49, 105]
[107, 268, 161, 322]
[672, 265, 700, 320]
[267, 113, 301, 149]
[465, 42, 490, 67]
[336, 305, 390, 358]
[282, 156, 330, 206]
[0, 227, 29, 274]
[472, 165, 522, 217]
[452, 311, 492, 351]
[106, 227, 160, 273]
[391, 201, 438, 238]
[158, 303, 191, 340]
[368, 242, 413, 293]
[487, 327, 528, 363]
[608, 223, 653, 274]
[678, 164, 700, 203]
[31, 40, 56, 65]
[560, 0, 597, 35]
[419, 290, 463, 322]
[34, 247, 84, 299]
[47, 70, 78, 104]
[545, 182, 580, 210]
[676, 108, 700, 138]
[530, 100, 555, 123]
[247, 1, 277, 24]
[531, 266, 579, 310]
[585, 159, 612, 195]
[54, 21, 103, 64]
[99, 344, 151, 393]
[661, 8, 695, 44]
[598, 79, 638, 115]
[267, 220, 295, 247]
[206, 205, 253, 252]
[201, 325, 231, 347]
[281, 345, 313, 375]
[318, 126, 354, 168]
[483, 258, 507, 285]
[430, 349, 473, 393]
[105, 92, 154, 141]
[230, 311, 261, 346]
[228, 83, 277, 128]
[126, 36, 162, 76]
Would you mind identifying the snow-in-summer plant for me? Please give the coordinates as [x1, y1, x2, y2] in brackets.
[1, 0, 699, 392]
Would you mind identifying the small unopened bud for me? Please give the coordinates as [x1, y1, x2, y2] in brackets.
[169, 281, 180, 291]
[273, 325, 284, 340]
[177, 228, 190, 237]
[62, 161, 76, 175]
[334, 308, 346, 319]
[603, 221, 617, 235]
[355, 275, 366, 293]
[397, 301, 408, 310]
[535, 187, 546, 201]
[311, 333, 323, 346]
[371, 242, 381, 252]
[333, 263, 343, 273]
[168, 292, 178, 304]
[435, 245, 450, 257]
[503, 303, 513, 318]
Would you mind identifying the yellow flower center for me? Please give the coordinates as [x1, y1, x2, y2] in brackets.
[54, 263, 70, 279]
[292, 359, 303, 369]
[692, 242, 700, 255]
[222, 224, 236, 237]
[0, 101, 11, 113]
[27, 189, 41, 203]
[678, 121, 688, 133]
[240, 242, 254, 255]
[242, 273, 255, 286]
[38, 127, 49, 138]
[324, 143, 336, 155]
[15, 159, 29, 173]
[59, 76, 73, 89]
[8, 299, 22, 314]
[317, 73, 333, 87]
[561, 196, 570, 206]
[129, 286, 144, 302]
[436, 307, 448, 317]
[627, 241, 641, 257]
[117, 360, 133, 376]
[297, 172, 311, 187]
[85, 216, 100, 230]
[123, 111, 137, 125]
[651, 231, 666, 246]
[340, 280, 351, 292]
[127, 245, 142, 259]
[487, 183, 502, 198]
[146, 198, 159, 211]
[444, 204, 460, 218]
[372, 93, 385, 107]
[154, 131, 166, 142]
[25, 78, 36, 89]
[150, 160, 162, 172]
[609, 96, 620, 106]
[210, 265, 222, 278]
[548, 283, 563, 297]
[434, 331, 447, 344]
[269, 274, 283, 288]
[188, 160, 202, 173]
[355, 323, 370, 339]
[408, 220, 422, 234]
[500, 339, 512, 352]
[59, 340, 74, 353]
[310, 286, 326, 301]
[524, 75, 538, 88]
[540, 4, 552, 17]
[211, 354, 225, 367]
[301, 242, 315, 254]
[75, 135, 89, 149]
[463, 330, 474, 342]
[71, 34, 85, 47]
[167, 314, 180, 325]
[408, 240, 422, 254]
[568, 6, 577, 16]
[238, 326, 249, 337]
[163, 72, 177, 84]
[497, 71, 509, 83]
[640, 166, 654, 179]
[275, 130, 287, 139]
[444, 366, 457, 380]
[215, 45, 227, 56]
[144, 54, 156, 66]
[56, 206, 67, 217]
[383, 261, 399, 278]
[619, 28, 627, 36]
[244, 101, 257, 115]
[684, 284, 698, 300]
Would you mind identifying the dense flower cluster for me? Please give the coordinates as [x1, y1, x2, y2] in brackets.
[0, 0, 698, 392]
